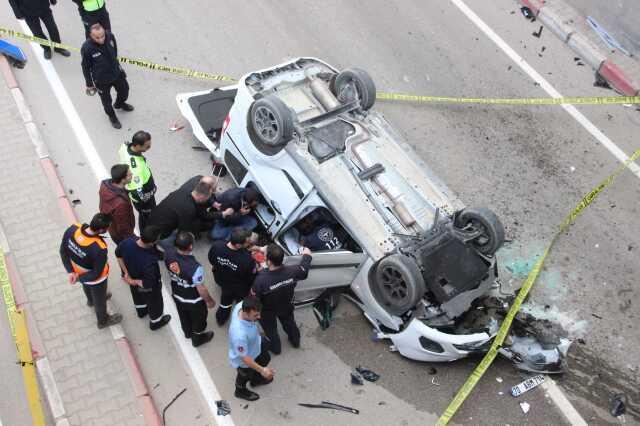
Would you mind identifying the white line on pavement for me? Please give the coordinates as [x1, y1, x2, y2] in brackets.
[450, 1, 591, 424]
[450, 0, 640, 179]
[19, 22, 234, 426]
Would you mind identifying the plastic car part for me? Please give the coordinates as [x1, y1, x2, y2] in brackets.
[356, 366, 380, 382]
[372, 254, 426, 315]
[333, 68, 377, 111]
[249, 94, 294, 147]
[454, 207, 505, 255]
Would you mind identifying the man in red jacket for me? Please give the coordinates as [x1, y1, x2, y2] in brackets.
[99, 164, 135, 244]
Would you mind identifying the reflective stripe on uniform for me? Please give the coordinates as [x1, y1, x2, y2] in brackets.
[172, 294, 203, 304]
[149, 314, 165, 323]
[134, 304, 148, 308]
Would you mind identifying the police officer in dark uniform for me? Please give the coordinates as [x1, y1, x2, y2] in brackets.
[59, 213, 121, 328]
[115, 227, 171, 330]
[252, 244, 312, 355]
[208, 228, 257, 326]
[81, 23, 132, 129]
[9, 0, 71, 59]
[164, 232, 216, 347]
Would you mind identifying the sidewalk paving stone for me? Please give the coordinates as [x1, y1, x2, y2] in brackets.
[0, 78, 144, 425]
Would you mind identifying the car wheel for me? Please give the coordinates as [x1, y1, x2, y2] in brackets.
[333, 68, 376, 111]
[455, 207, 505, 255]
[249, 95, 294, 147]
[372, 254, 426, 315]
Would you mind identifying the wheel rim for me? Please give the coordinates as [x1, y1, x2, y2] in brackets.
[380, 266, 409, 303]
[253, 106, 280, 144]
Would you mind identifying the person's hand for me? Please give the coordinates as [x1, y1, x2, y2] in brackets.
[221, 207, 234, 218]
[260, 367, 274, 380]
[85, 86, 97, 96]
[240, 206, 251, 215]
[212, 201, 222, 210]
[301, 246, 312, 256]
[68, 272, 79, 284]
[206, 298, 216, 309]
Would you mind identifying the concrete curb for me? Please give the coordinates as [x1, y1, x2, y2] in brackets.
[0, 54, 163, 426]
[516, 0, 639, 96]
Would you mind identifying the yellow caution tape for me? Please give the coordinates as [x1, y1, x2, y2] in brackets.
[1, 249, 46, 426]
[0, 27, 236, 82]
[436, 147, 640, 425]
[377, 91, 640, 105]
[2, 27, 639, 104]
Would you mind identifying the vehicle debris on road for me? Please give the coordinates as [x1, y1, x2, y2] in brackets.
[351, 371, 364, 385]
[610, 394, 627, 417]
[216, 400, 232, 416]
[356, 366, 380, 382]
[520, 401, 531, 414]
[520, 7, 535, 21]
[510, 375, 545, 397]
[298, 401, 359, 415]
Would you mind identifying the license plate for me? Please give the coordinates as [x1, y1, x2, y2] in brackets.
[511, 375, 545, 397]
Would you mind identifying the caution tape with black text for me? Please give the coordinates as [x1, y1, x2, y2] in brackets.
[436, 147, 640, 425]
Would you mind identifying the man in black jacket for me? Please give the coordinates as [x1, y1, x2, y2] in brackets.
[81, 23, 132, 129]
[148, 177, 233, 247]
[71, 0, 111, 38]
[9, 0, 71, 59]
[252, 244, 312, 355]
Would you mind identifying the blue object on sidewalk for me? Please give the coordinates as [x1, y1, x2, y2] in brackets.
[0, 39, 27, 68]
[586, 16, 632, 57]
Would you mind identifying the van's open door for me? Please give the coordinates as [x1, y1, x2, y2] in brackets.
[176, 86, 237, 158]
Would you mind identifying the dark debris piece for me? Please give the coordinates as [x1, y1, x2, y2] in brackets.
[594, 72, 612, 89]
[610, 394, 627, 417]
[216, 400, 231, 416]
[356, 366, 380, 382]
[520, 7, 535, 21]
[351, 371, 364, 385]
[532, 26, 544, 38]
[428, 367, 438, 375]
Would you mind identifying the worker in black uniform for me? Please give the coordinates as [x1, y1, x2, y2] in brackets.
[164, 231, 216, 347]
[115, 226, 171, 330]
[9, 0, 71, 59]
[59, 213, 122, 329]
[210, 187, 259, 241]
[252, 244, 312, 355]
[148, 176, 233, 249]
[72, 0, 110, 38]
[81, 24, 132, 129]
[208, 228, 257, 326]
[174, 175, 223, 236]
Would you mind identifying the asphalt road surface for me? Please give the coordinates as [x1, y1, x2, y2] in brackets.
[1, 0, 639, 424]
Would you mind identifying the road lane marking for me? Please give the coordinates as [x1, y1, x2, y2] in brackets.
[450, 0, 640, 179]
[446, 2, 593, 424]
[18, 21, 235, 426]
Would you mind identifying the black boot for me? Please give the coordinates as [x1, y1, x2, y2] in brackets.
[149, 314, 171, 330]
[109, 115, 122, 129]
[191, 331, 214, 347]
[234, 387, 259, 401]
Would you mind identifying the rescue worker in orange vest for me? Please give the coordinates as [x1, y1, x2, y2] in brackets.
[59, 213, 122, 329]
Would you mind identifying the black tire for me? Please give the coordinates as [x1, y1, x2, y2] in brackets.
[334, 68, 376, 111]
[455, 207, 505, 255]
[249, 95, 294, 147]
[372, 254, 426, 315]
